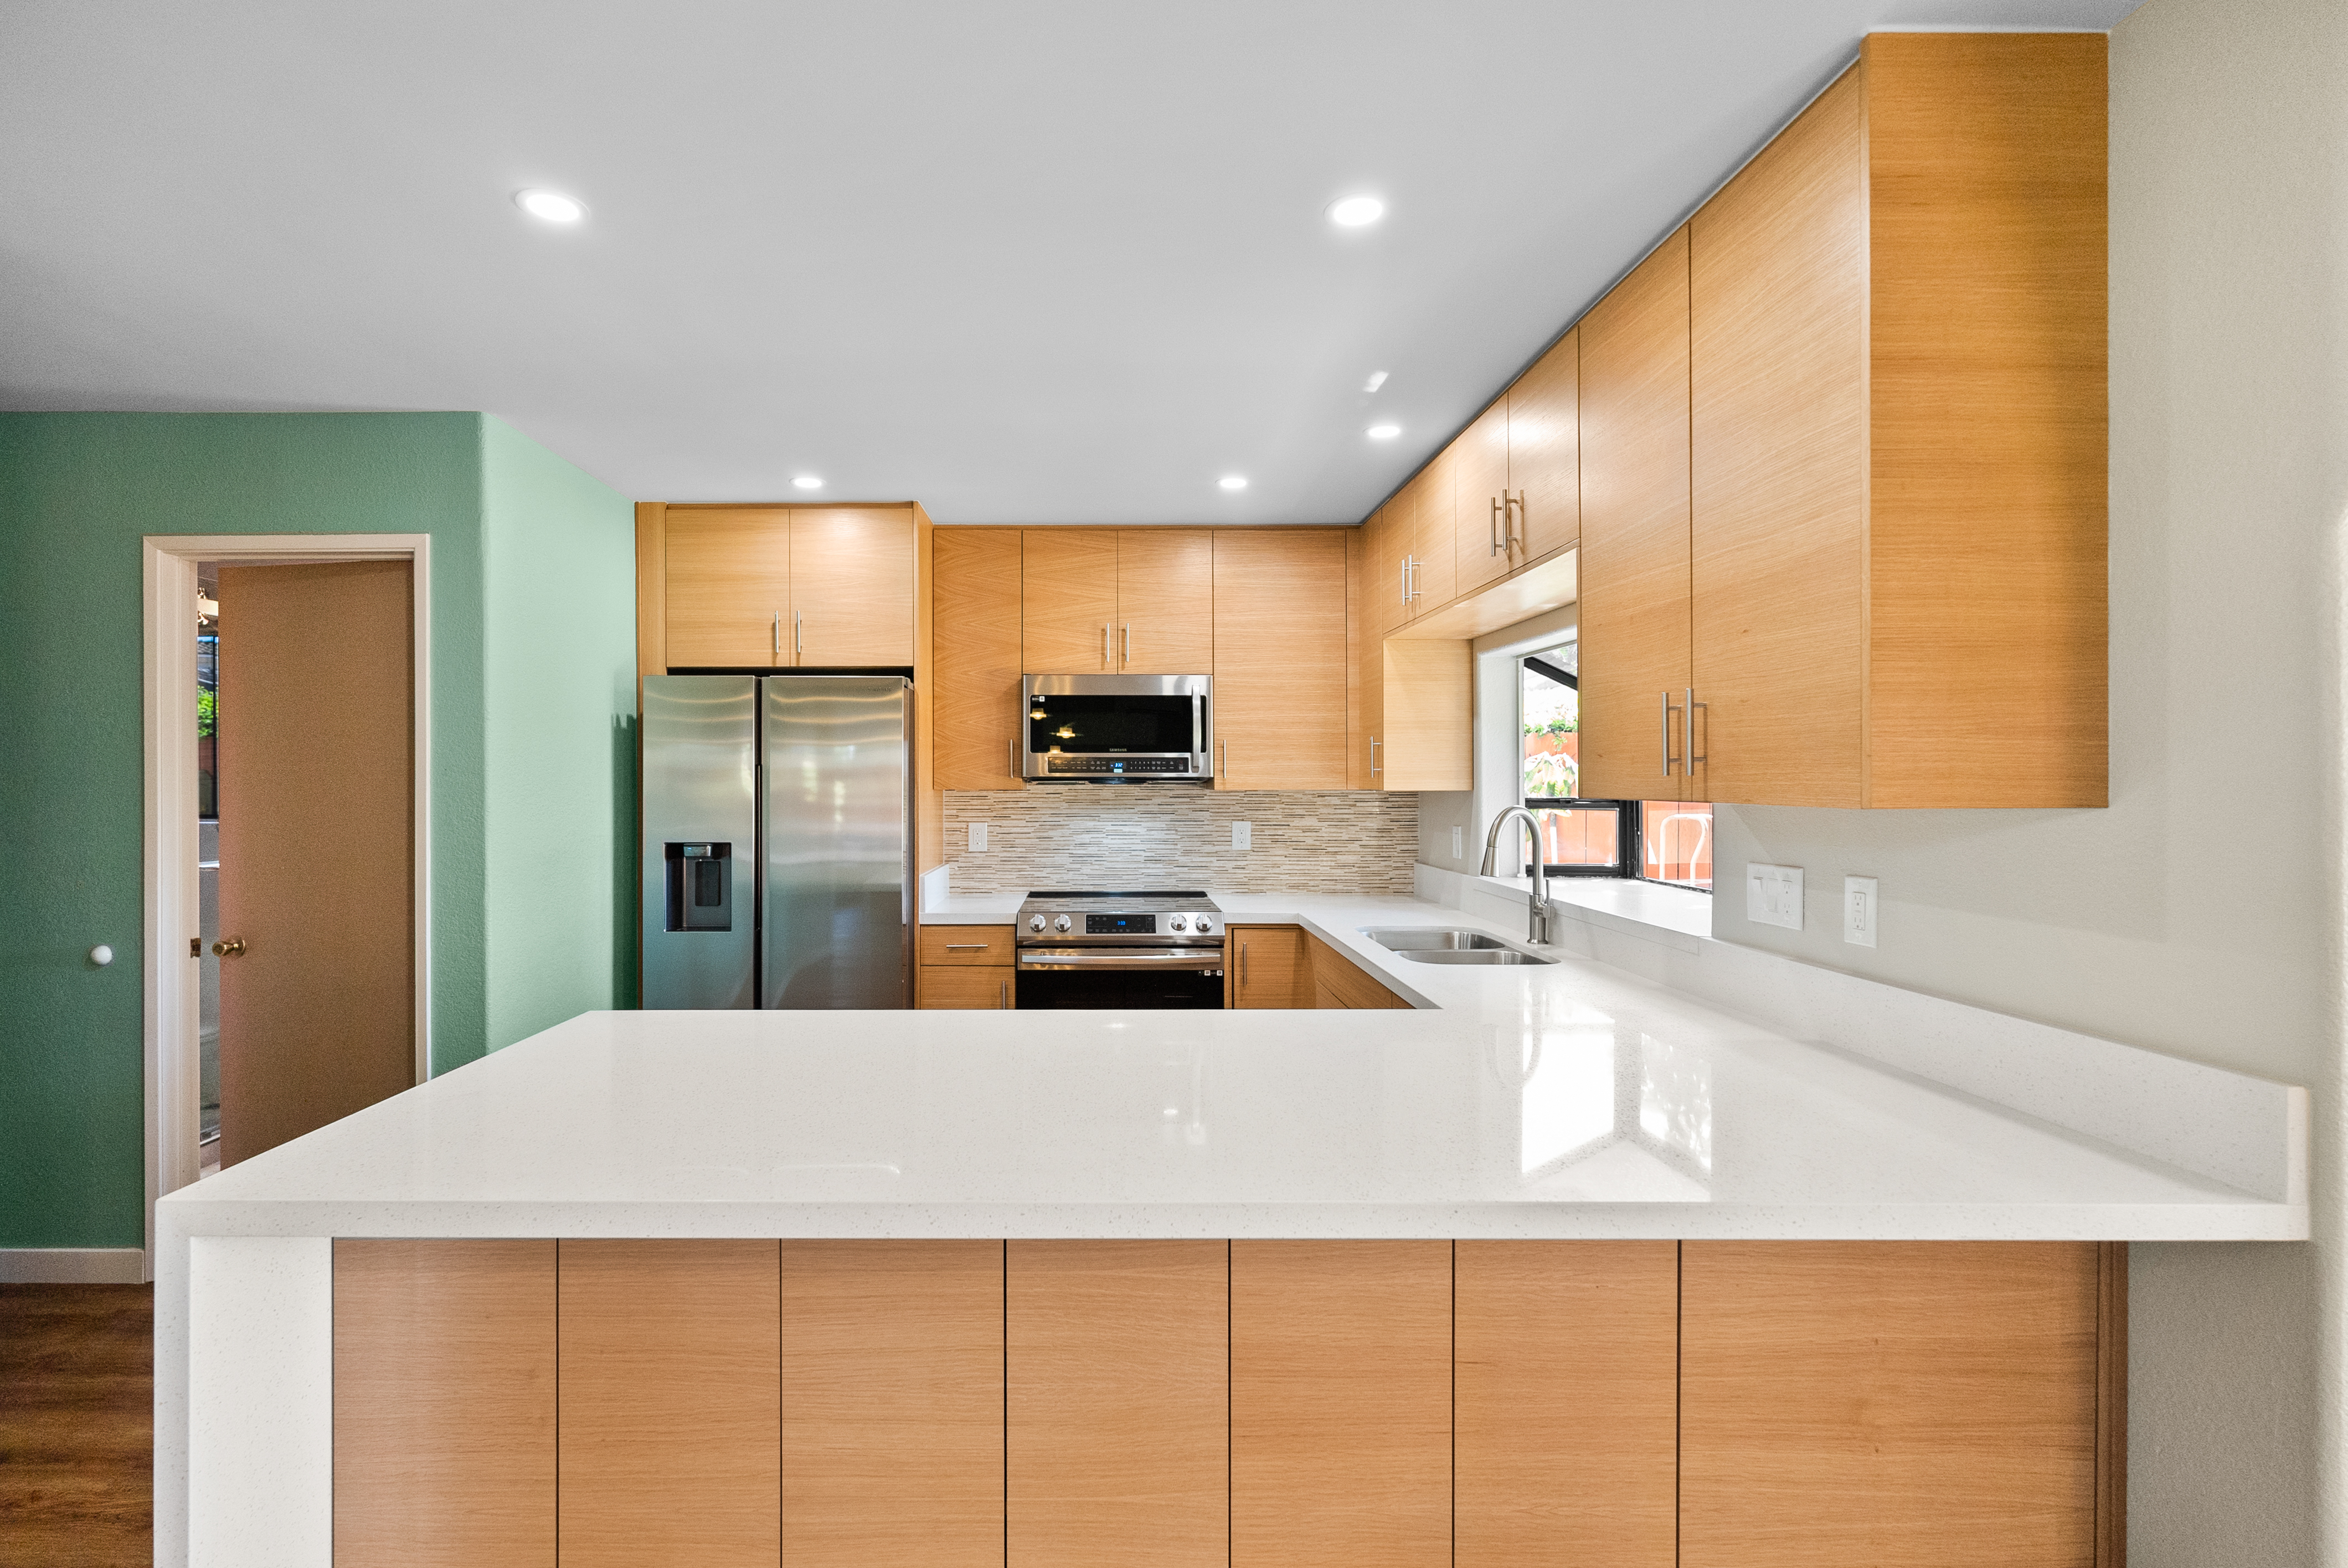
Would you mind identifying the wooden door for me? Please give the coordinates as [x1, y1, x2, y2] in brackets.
[1230, 1240, 1451, 1568]
[1453, 402, 1513, 594]
[1408, 450, 1458, 616]
[933, 528, 1025, 787]
[665, 507, 792, 667]
[1227, 925, 1311, 1007]
[1008, 1240, 1228, 1568]
[214, 560, 413, 1168]
[1347, 527, 1385, 788]
[1692, 68, 1866, 807]
[558, 1240, 780, 1568]
[1455, 1241, 1677, 1568]
[1369, 495, 1414, 637]
[1023, 529, 1119, 672]
[1507, 329, 1580, 563]
[916, 966, 1014, 1010]
[333, 1240, 556, 1568]
[1680, 1241, 2102, 1568]
[1578, 226, 1696, 801]
[779, 1241, 1005, 1567]
[790, 507, 915, 666]
[1116, 529, 1213, 673]
[1211, 530, 1347, 788]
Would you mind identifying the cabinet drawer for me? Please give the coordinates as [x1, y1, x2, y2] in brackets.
[920, 926, 1015, 966]
[920, 966, 1013, 1010]
[1305, 934, 1408, 1010]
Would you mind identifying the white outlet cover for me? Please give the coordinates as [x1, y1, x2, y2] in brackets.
[1844, 875, 1878, 947]
[1233, 821, 1252, 850]
[1745, 863, 1804, 930]
[968, 822, 986, 852]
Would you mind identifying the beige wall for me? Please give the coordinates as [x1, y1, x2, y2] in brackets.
[1700, 0, 2346, 1559]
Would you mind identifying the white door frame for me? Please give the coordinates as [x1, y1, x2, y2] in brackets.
[141, 534, 432, 1275]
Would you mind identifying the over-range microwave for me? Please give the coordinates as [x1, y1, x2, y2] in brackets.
[1021, 674, 1213, 783]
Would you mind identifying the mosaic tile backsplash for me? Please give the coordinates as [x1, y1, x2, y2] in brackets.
[940, 788, 1419, 894]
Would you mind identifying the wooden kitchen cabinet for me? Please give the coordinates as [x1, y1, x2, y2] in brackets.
[919, 924, 1015, 1010]
[1578, 224, 1697, 802]
[648, 504, 919, 673]
[932, 528, 1024, 788]
[557, 1240, 781, 1568]
[1113, 528, 1214, 672]
[1368, 494, 1413, 637]
[790, 506, 916, 666]
[1227, 924, 1311, 1008]
[1008, 1240, 1229, 1568]
[1453, 400, 1512, 595]
[1211, 529, 1348, 789]
[1231, 1240, 1453, 1568]
[1506, 327, 1580, 563]
[1405, 450, 1458, 620]
[1021, 528, 1121, 672]
[662, 506, 794, 668]
[1679, 1241, 2109, 1568]
[1305, 932, 1409, 1009]
[1455, 1241, 1678, 1568]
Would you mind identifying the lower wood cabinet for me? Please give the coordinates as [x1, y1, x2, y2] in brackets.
[1232, 1240, 1453, 1568]
[1305, 932, 1410, 1009]
[1227, 925, 1311, 1008]
[919, 925, 1014, 1008]
[330, 1238, 2122, 1567]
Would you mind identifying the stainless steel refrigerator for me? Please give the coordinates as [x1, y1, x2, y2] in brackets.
[640, 674, 912, 1009]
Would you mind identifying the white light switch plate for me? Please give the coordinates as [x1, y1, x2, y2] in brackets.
[967, 822, 986, 852]
[1844, 875, 1878, 947]
[1745, 863, 1804, 930]
[1232, 821, 1252, 850]
[1451, 825, 1464, 860]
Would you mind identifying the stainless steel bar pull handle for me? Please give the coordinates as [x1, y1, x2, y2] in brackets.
[794, 611, 804, 658]
[1399, 559, 1409, 606]
[998, 979, 1008, 1009]
[1010, 733, 1018, 778]
[1490, 497, 1503, 556]
[1687, 687, 1707, 769]
[1661, 690, 1685, 777]
[1123, 622, 1131, 667]
[772, 612, 780, 661]
[1103, 623, 1110, 668]
[1370, 736, 1381, 778]
[1240, 941, 1249, 987]
[945, 943, 988, 951]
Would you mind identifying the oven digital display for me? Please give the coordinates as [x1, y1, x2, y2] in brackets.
[1085, 914, 1156, 934]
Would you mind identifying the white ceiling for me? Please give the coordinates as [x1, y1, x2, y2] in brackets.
[0, 1, 2137, 524]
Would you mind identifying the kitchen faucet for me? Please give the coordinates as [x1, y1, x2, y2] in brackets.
[1480, 806, 1554, 946]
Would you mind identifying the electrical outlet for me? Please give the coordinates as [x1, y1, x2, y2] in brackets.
[1844, 875, 1878, 947]
[1451, 824, 1464, 860]
[1745, 863, 1804, 930]
[1233, 821, 1252, 850]
[967, 822, 986, 852]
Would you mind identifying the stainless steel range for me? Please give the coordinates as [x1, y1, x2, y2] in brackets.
[1013, 890, 1226, 1009]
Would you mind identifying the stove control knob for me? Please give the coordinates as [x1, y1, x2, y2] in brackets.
[1053, 914, 1073, 933]
[1168, 915, 1188, 932]
[1193, 916, 1213, 934]
[1028, 915, 1047, 932]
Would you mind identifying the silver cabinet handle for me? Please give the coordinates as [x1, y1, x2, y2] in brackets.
[794, 610, 804, 659]
[772, 612, 781, 662]
[1122, 622, 1131, 667]
[945, 943, 988, 951]
[1240, 940, 1249, 987]
[1510, 491, 1526, 551]
[1102, 623, 1110, 668]
[1398, 558, 1409, 606]
[1490, 497, 1503, 557]
[1010, 733, 1018, 779]
[1218, 740, 1228, 782]
[1687, 687, 1707, 770]
[1370, 736, 1381, 778]
[1661, 690, 1683, 777]
[999, 979, 1008, 1009]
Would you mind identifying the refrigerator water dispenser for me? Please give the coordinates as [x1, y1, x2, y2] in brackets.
[664, 842, 733, 932]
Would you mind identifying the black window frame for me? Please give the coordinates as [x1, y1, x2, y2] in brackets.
[1516, 649, 1639, 878]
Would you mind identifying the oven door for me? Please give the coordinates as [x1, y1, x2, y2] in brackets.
[1022, 674, 1211, 782]
[1015, 947, 1227, 1009]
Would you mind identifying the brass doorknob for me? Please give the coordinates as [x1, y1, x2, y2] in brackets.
[212, 937, 246, 958]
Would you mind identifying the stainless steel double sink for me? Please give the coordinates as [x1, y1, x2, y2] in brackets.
[1360, 928, 1558, 966]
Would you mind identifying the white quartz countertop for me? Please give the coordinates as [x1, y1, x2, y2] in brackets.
[166, 893, 2306, 1242]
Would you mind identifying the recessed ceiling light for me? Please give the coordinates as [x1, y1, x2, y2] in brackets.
[1219, 476, 1248, 492]
[515, 189, 587, 223]
[1363, 371, 1388, 393]
[792, 475, 823, 490]
[1327, 195, 1385, 228]
[1367, 424, 1400, 440]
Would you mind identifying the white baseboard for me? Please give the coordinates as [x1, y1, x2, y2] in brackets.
[0, 1247, 150, 1283]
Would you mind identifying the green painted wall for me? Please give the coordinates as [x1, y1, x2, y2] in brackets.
[482, 416, 639, 1045]
[0, 412, 634, 1251]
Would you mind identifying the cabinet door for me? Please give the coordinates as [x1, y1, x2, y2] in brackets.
[1115, 529, 1213, 673]
[1305, 933, 1405, 1009]
[1369, 496, 1413, 637]
[1347, 527, 1385, 788]
[1211, 530, 1347, 788]
[1691, 69, 1866, 807]
[918, 966, 1015, 1010]
[333, 1240, 557, 1568]
[1453, 401, 1513, 594]
[1023, 529, 1120, 672]
[665, 507, 791, 668]
[1578, 226, 1697, 801]
[779, 1241, 1005, 1568]
[558, 1240, 781, 1568]
[789, 507, 914, 666]
[1008, 1240, 1229, 1568]
[1680, 1242, 2101, 1568]
[933, 528, 1025, 788]
[1230, 1241, 1451, 1568]
[1407, 449, 1458, 616]
[1228, 925, 1310, 1007]
[1507, 328, 1580, 564]
[1455, 1241, 1677, 1568]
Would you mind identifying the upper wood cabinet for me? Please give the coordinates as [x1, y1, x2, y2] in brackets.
[1506, 328, 1580, 563]
[1578, 226, 1697, 802]
[1405, 450, 1457, 621]
[1021, 528, 1213, 674]
[1211, 530, 1348, 790]
[647, 504, 918, 672]
[1581, 34, 2105, 808]
[933, 529, 1024, 789]
[1368, 496, 1413, 638]
[1452, 401, 1512, 596]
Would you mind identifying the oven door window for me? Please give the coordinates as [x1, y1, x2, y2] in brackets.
[1027, 694, 1196, 755]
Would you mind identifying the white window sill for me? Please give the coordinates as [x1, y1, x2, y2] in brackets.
[1469, 871, 1714, 946]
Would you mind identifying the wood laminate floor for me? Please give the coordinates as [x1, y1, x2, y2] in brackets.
[1, 1285, 153, 1567]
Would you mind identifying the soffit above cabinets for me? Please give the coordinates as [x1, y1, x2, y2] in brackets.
[0, 1, 2140, 523]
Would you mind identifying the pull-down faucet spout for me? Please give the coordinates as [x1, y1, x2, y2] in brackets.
[1480, 806, 1554, 946]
